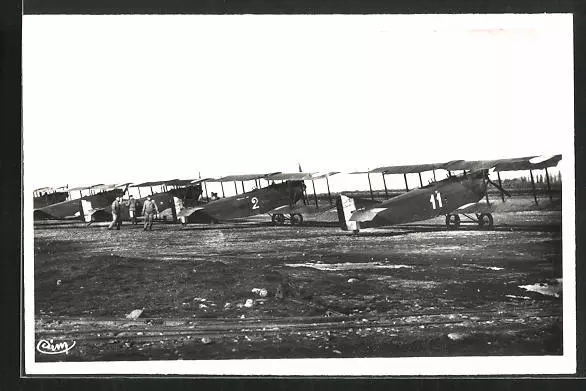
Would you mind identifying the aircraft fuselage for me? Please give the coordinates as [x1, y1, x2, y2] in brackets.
[183, 181, 306, 223]
[354, 174, 487, 228]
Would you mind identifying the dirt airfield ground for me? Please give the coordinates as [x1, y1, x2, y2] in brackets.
[32, 196, 563, 362]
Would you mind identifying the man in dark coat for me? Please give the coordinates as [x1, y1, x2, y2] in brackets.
[141, 195, 159, 231]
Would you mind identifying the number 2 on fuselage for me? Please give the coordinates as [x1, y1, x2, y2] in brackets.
[250, 197, 260, 210]
[429, 191, 443, 210]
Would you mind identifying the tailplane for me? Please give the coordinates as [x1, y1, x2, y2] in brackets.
[336, 194, 358, 231]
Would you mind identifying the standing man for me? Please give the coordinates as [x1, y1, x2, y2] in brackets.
[142, 195, 159, 231]
[127, 195, 138, 225]
[108, 196, 123, 230]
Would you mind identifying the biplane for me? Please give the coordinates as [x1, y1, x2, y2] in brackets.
[177, 172, 338, 225]
[33, 186, 70, 209]
[33, 183, 128, 221]
[337, 155, 562, 233]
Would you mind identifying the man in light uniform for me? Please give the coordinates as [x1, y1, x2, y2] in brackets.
[108, 196, 123, 230]
[142, 196, 159, 231]
[127, 195, 138, 225]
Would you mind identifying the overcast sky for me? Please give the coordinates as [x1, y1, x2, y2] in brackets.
[23, 14, 573, 194]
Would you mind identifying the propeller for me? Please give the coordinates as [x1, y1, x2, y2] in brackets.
[287, 181, 306, 208]
[471, 169, 512, 198]
[298, 163, 309, 205]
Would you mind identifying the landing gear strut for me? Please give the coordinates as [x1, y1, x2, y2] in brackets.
[271, 213, 303, 226]
[290, 213, 303, 226]
[272, 213, 286, 225]
[445, 214, 461, 229]
[446, 212, 494, 230]
[477, 213, 494, 229]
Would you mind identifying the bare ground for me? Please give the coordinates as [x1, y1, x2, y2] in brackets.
[33, 203, 563, 362]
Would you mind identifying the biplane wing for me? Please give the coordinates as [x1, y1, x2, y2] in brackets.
[360, 163, 445, 175]
[265, 172, 338, 181]
[360, 155, 562, 177]
[494, 154, 562, 171]
[207, 173, 281, 182]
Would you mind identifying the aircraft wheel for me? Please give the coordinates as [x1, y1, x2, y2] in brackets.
[478, 213, 494, 229]
[272, 213, 285, 225]
[445, 214, 461, 230]
[290, 213, 303, 226]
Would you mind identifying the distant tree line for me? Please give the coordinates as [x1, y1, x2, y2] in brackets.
[502, 171, 562, 191]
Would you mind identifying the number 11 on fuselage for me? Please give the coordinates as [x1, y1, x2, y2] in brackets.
[429, 191, 443, 209]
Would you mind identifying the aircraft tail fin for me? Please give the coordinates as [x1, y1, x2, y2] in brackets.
[80, 199, 94, 222]
[335, 194, 358, 231]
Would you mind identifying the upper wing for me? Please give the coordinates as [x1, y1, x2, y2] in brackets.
[206, 173, 281, 182]
[132, 179, 180, 187]
[65, 184, 102, 193]
[360, 163, 445, 175]
[266, 172, 339, 181]
[352, 155, 562, 177]
[494, 155, 562, 171]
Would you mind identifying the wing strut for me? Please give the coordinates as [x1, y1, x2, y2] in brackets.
[311, 179, 318, 209]
[529, 169, 538, 206]
[496, 172, 505, 202]
[325, 175, 333, 205]
[367, 173, 374, 200]
[288, 181, 293, 209]
[486, 177, 511, 198]
[382, 173, 389, 199]
[220, 182, 225, 198]
[418, 172, 423, 187]
[482, 172, 490, 205]
[403, 174, 409, 192]
[545, 168, 552, 201]
[203, 181, 209, 201]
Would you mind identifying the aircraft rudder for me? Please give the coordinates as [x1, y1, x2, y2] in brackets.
[336, 194, 358, 231]
[80, 199, 94, 223]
